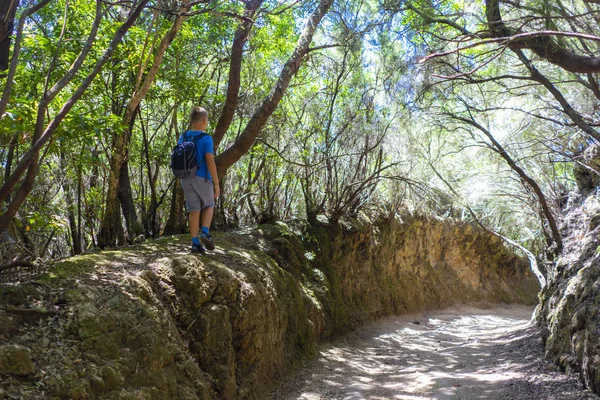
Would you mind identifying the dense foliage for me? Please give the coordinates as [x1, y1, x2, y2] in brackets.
[1, 0, 598, 269]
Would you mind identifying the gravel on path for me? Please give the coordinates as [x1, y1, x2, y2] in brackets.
[268, 305, 598, 400]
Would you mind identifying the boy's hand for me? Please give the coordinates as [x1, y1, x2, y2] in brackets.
[214, 185, 220, 199]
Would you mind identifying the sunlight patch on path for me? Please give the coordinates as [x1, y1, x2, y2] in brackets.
[270, 305, 597, 400]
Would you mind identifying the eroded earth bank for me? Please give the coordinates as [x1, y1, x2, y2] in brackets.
[536, 147, 600, 395]
[0, 215, 539, 399]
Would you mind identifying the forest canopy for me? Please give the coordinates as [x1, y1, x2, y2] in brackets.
[1, 0, 598, 264]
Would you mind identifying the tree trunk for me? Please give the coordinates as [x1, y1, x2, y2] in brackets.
[0, 0, 149, 234]
[65, 189, 81, 255]
[163, 95, 186, 235]
[118, 159, 141, 242]
[139, 108, 159, 237]
[60, 149, 81, 255]
[83, 146, 100, 248]
[99, 164, 121, 249]
[3, 133, 17, 203]
[77, 164, 83, 251]
[215, 0, 335, 177]
[163, 181, 187, 235]
[97, 0, 190, 246]
[0, 0, 18, 71]
[245, 152, 259, 220]
[213, 0, 264, 150]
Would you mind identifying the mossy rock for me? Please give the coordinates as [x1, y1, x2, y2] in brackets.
[0, 284, 43, 306]
[0, 344, 35, 376]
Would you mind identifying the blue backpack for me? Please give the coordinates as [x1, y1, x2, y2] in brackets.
[170, 132, 206, 178]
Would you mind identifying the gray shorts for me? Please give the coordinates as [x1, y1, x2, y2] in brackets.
[181, 176, 215, 212]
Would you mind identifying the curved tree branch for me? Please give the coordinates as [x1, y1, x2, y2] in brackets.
[215, 0, 335, 177]
[0, 0, 52, 118]
[485, 0, 600, 73]
[98, 0, 192, 247]
[449, 112, 563, 253]
[0, 259, 35, 273]
[513, 49, 600, 142]
[428, 158, 546, 288]
[212, 0, 264, 150]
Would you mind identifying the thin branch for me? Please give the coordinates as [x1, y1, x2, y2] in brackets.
[0, 0, 52, 118]
[420, 30, 600, 64]
[0, 259, 36, 273]
[308, 43, 342, 52]
[428, 160, 546, 288]
[432, 46, 507, 79]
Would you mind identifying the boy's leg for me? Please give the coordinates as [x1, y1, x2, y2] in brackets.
[188, 210, 204, 253]
[189, 210, 200, 239]
[200, 206, 215, 250]
[181, 177, 204, 253]
[201, 206, 213, 231]
[196, 179, 215, 250]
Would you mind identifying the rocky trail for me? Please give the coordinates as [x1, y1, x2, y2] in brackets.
[269, 305, 598, 400]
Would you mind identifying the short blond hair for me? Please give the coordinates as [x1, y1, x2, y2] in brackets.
[190, 106, 208, 123]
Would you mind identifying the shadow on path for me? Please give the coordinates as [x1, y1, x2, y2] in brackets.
[269, 305, 598, 400]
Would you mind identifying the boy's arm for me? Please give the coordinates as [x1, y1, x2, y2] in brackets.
[205, 153, 220, 199]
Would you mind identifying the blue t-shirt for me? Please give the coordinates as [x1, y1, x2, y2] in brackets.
[178, 130, 214, 181]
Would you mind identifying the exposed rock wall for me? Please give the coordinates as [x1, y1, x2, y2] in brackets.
[0, 215, 538, 399]
[537, 182, 600, 394]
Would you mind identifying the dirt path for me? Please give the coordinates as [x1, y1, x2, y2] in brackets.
[269, 305, 598, 400]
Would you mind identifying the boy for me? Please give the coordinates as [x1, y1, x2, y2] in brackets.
[179, 106, 220, 253]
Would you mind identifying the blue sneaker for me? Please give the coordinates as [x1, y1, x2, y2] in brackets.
[191, 242, 205, 254]
[200, 232, 215, 251]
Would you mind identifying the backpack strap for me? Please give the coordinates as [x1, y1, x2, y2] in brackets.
[185, 132, 209, 181]
[183, 131, 207, 143]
